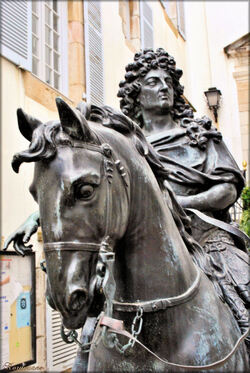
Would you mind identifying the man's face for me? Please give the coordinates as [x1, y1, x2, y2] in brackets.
[138, 69, 174, 114]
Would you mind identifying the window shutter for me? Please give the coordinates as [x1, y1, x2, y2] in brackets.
[84, 1, 104, 106]
[46, 306, 79, 371]
[0, 0, 32, 70]
[140, 1, 154, 50]
[177, 1, 186, 39]
[161, 1, 170, 16]
[160, 1, 177, 28]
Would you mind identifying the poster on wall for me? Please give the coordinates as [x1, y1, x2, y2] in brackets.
[0, 251, 36, 371]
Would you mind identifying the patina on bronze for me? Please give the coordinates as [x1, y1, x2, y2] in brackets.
[118, 48, 250, 338]
[4, 98, 249, 371]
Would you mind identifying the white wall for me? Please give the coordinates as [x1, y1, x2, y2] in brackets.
[205, 1, 248, 165]
[101, 1, 134, 110]
[205, 1, 247, 165]
[1, 58, 57, 240]
[183, 1, 248, 166]
[205, 1, 248, 49]
[184, 1, 211, 117]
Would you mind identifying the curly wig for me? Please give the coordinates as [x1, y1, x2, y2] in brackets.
[117, 48, 193, 127]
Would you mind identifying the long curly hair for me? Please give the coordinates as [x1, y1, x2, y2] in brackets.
[117, 48, 193, 127]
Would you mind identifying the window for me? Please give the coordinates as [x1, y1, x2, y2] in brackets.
[84, 1, 104, 106]
[162, 1, 177, 28]
[31, 1, 68, 93]
[0, 0, 32, 70]
[161, 1, 186, 39]
[176, 1, 186, 39]
[140, 1, 154, 50]
[1, 0, 68, 94]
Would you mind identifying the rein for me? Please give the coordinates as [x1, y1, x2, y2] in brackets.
[99, 314, 249, 371]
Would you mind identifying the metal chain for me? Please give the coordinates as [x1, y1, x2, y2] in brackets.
[61, 325, 92, 353]
[113, 307, 143, 354]
[61, 314, 102, 353]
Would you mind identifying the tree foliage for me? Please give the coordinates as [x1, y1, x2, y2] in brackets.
[240, 186, 250, 237]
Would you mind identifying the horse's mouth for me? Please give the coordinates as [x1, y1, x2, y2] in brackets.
[62, 312, 87, 330]
[59, 302, 90, 330]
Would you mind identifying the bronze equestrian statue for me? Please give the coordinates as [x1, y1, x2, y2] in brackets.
[3, 49, 249, 371]
[3, 98, 249, 371]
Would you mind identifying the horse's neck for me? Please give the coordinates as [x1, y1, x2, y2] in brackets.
[115, 171, 198, 302]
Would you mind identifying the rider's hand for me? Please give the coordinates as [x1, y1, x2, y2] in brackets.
[3, 211, 40, 256]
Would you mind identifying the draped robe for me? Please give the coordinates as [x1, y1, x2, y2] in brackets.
[147, 125, 249, 302]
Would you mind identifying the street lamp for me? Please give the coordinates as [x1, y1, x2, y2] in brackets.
[204, 87, 222, 123]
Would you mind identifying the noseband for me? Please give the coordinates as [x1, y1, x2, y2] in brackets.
[44, 242, 101, 252]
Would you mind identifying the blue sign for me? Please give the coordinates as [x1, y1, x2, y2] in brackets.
[16, 292, 31, 328]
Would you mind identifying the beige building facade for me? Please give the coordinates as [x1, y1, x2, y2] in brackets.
[1, 1, 249, 370]
[225, 33, 250, 182]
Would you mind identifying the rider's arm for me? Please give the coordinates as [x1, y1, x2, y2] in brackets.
[3, 211, 40, 256]
[176, 183, 237, 212]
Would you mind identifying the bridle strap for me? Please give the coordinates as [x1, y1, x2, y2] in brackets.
[113, 266, 201, 312]
[44, 242, 101, 252]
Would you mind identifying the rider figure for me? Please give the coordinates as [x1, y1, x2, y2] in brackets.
[117, 48, 249, 335]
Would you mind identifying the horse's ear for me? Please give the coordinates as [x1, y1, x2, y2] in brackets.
[76, 101, 92, 119]
[56, 97, 93, 141]
[17, 108, 42, 141]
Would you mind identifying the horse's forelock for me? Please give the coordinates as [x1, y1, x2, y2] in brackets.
[12, 120, 61, 173]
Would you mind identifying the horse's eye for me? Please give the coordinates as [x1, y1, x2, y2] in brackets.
[76, 184, 94, 200]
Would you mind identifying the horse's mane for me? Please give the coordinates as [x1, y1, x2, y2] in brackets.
[12, 104, 174, 184]
[12, 103, 217, 291]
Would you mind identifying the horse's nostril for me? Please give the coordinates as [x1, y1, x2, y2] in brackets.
[69, 290, 87, 312]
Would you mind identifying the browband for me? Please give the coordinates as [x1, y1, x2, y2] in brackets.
[58, 142, 104, 153]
